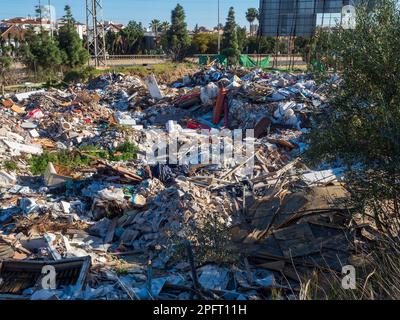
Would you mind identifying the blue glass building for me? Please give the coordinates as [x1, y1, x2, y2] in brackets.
[258, 0, 353, 37]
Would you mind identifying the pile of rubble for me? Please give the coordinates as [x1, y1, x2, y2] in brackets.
[0, 65, 361, 300]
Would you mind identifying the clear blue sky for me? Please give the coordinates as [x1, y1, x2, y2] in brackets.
[0, 0, 259, 29]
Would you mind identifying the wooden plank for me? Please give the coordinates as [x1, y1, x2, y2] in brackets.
[273, 223, 319, 258]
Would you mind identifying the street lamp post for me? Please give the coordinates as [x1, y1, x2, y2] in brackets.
[217, 0, 220, 54]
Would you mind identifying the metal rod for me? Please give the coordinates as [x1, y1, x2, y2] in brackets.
[48, 0, 53, 38]
[38, 0, 42, 32]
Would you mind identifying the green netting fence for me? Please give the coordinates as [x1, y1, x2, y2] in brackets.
[239, 55, 270, 68]
[198, 55, 270, 68]
[198, 55, 228, 66]
[310, 60, 325, 72]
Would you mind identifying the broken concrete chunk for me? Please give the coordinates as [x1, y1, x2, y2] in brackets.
[0, 171, 17, 187]
[97, 187, 125, 202]
[2, 139, 43, 155]
[44, 162, 73, 188]
[114, 111, 137, 127]
[145, 74, 163, 100]
[61, 201, 71, 214]
[198, 265, 229, 291]
[29, 129, 40, 138]
[15, 89, 45, 102]
[301, 168, 344, 186]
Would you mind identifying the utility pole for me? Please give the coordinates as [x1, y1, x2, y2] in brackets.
[48, 0, 53, 38]
[86, 0, 107, 67]
[38, 0, 42, 32]
[217, 0, 221, 54]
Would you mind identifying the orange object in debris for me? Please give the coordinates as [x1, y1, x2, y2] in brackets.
[213, 87, 228, 125]
[60, 101, 72, 107]
[2, 99, 14, 108]
[11, 104, 25, 114]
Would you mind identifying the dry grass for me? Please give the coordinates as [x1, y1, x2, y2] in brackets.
[298, 234, 400, 300]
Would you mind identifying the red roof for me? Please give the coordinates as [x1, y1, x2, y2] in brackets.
[3, 17, 52, 25]
[0, 24, 27, 40]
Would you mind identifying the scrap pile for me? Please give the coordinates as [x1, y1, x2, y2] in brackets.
[0, 65, 359, 300]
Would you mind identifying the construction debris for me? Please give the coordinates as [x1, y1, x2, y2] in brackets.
[0, 64, 360, 300]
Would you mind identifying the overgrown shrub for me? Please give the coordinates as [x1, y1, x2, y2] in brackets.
[306, 0, 400, 230]
[305, 0, 400, 299]
[170, 213, 237, 266]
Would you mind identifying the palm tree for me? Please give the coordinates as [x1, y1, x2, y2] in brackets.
[150, 19, 161, 37]
[114, 33, 125, 54]
[160, 21, 170, 33]
[246, 8, 259, 36]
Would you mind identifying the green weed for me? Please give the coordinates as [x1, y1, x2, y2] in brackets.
[2, 160, 18, 172]
[29, 141, 138, 175]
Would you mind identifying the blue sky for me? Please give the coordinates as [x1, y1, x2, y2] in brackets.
[0, 0, 259, 29]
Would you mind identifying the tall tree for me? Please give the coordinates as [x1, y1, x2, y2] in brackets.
[120, 21, 145, 54]
[57, 5, 88, 69]
[150, 19, 161, 37]
[190, 33, 219, 54]
[35, 5, 42, 19]
[0, 46, 12, 85]
[166, 4, 191, 61]
[237, 26, 247, 53]
[105, 29, 116, 54]
[247, 35, 276, 54]
[63, 5, 75, 25]
[35, 4, 43, 32]
[222, 7, 239, 64]
[20, 30, 63, 81]
[246, 8, 258, 36]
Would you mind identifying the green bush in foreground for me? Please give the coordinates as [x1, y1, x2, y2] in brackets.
[304, 0, 400, 300]
[305, 0, 400, 228]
